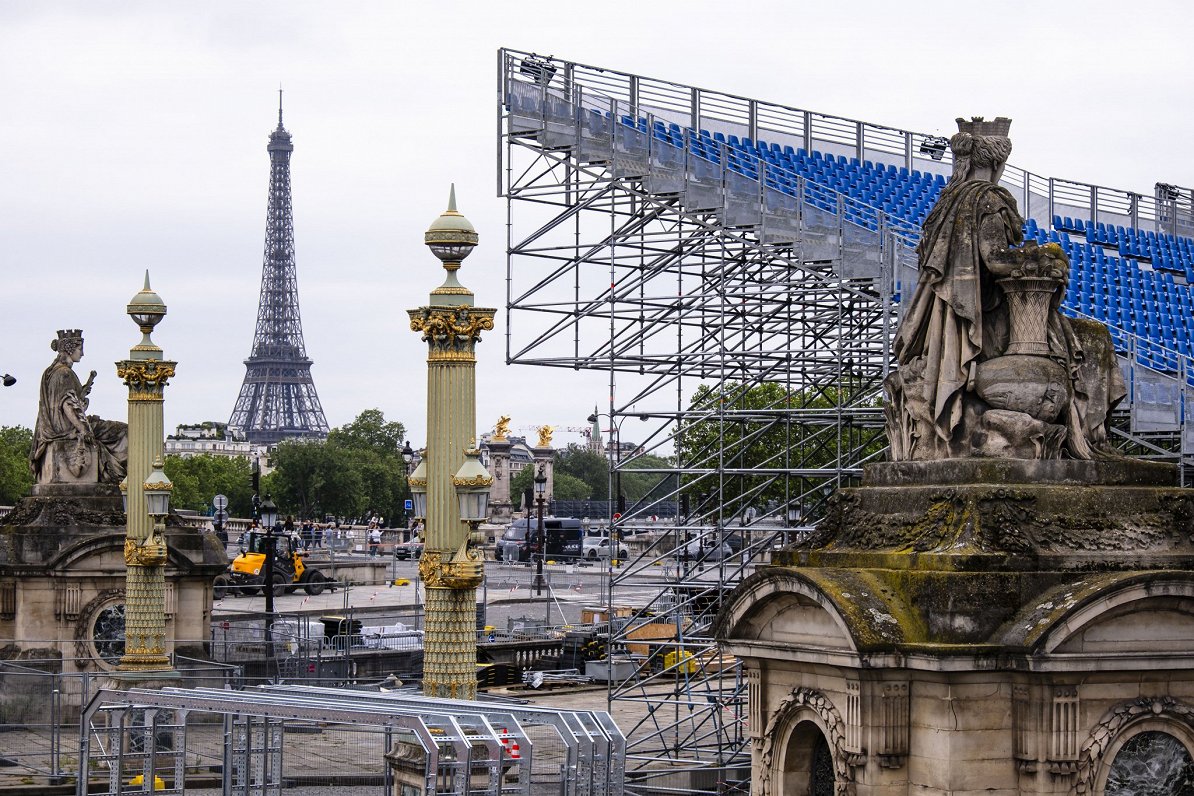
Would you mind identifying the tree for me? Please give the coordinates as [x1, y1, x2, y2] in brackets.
[326, 409, 411, 524]
[553, 445, 613, 499]
[327, 409, 406, 455]
[162, 454, 255, 517]
[677, 381, 884, 518]
[510, 464, 591, 510]
[0, 426, 33, 505]
[263, 410, 412, 524]
[264, 439, 364, 521]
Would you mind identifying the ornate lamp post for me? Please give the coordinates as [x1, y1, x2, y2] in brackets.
[533, 464, 547, 596]
[409, 187, 495, 700]
[115, 273, 177, 674]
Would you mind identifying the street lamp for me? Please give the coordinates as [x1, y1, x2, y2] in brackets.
[407, 455, 428, 525]
[401, 441, 415, 531]
[259, 495, 279, 632]
[453, 448, 493, 528]
[533, 463, 547, 596]
[143, 459, 172, 520]
[1, 374, 14, 387]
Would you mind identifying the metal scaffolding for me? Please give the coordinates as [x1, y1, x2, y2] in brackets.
[498, 47, 1194, 794]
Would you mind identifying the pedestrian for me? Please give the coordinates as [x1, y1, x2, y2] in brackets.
[314, 523, 324, 549]
[368, 525, 382, 558]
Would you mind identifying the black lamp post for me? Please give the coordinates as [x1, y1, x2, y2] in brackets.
[260, 495, 279, 642]
[401, 441, 415, 532]
[533, 463, 547, 596]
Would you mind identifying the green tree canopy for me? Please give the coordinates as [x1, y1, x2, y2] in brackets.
[263, 410, 412, 524]
[0, 426, 34, 505]
[163, 453, 255, 517]
[677, 381, 883, 518]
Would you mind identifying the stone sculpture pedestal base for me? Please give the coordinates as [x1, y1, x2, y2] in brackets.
[717, 460, 1194, 795]
[0, 493, 226, 719]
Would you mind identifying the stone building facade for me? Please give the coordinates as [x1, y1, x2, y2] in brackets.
[716, 460, 1194, 795]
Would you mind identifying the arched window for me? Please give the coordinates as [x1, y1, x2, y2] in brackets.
[1105, 730, 1194, 795]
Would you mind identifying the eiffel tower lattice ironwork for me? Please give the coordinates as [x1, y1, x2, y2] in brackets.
[228, 95, 329, 444]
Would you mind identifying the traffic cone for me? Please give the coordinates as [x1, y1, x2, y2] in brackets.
[509, 741, 521, 760]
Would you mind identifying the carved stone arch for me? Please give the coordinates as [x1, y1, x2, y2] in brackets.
[1071, 696, 1194, 795]
[759, 687, 854, 796]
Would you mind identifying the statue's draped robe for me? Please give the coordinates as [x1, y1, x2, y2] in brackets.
[893, 180, 1022, 453]
[30, 361, 127, 483]
[888, 178, 1125, 460]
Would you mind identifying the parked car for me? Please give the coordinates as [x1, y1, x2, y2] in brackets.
[392, 540, 424, 560]
[682, 538, 733, 561]
[582, 536, 629, 560]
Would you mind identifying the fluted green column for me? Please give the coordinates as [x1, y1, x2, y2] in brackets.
[115, 273, 176, 673]
[410, 188, 495, 700]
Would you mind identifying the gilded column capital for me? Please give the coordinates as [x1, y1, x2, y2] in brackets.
[116, 359, 177, 399]
[408, 305, 496, 362]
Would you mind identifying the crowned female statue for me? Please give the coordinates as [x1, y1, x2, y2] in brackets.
[884, 117, 1125, 461]
[30, 329, 128, 485]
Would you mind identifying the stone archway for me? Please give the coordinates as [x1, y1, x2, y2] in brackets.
[760, 687, 853, 796]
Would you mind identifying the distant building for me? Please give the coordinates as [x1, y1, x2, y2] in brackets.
[478, 433, 534, 476]
[165, 422, 271, 471]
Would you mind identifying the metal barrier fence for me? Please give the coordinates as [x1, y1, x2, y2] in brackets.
[0, 656, 237, 785]
[78, 685, 625, 796]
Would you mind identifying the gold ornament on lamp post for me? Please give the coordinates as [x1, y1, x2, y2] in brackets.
[114, 273, 177, 674]
[409, 186, 494, 700]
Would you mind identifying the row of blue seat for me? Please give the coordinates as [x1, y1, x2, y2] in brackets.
[511, 91, 1194, 373]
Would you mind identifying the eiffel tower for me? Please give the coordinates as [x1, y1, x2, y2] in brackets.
[228, 94, 330, 444]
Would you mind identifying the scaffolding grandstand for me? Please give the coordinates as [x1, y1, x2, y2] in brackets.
[498, 47, 1194, 794]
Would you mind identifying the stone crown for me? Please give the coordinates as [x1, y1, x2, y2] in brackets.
[955, 116, 1012, 137]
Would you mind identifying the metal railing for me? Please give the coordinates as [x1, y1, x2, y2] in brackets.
[501, 47, 1194, 237]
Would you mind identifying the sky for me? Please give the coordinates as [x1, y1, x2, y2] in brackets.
[2, 1, 1193, 449]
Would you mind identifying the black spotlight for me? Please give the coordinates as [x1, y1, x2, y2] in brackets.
[1, 374, 14, 387]
[519, 54, 557, 86]
[918, 135, 949, 161]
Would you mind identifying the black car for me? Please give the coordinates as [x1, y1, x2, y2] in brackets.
[392, 540, 424, 560]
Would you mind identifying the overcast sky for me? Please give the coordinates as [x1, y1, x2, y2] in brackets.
[2, 1, 1192, 448]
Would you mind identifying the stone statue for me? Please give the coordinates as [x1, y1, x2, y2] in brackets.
[30, 330, 128, 485]
[885, 117, 1125, 462]
[494, 415, 511, 442]
[536, 425, 554, 448]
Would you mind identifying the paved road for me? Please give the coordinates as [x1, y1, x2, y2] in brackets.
[211, 554, 699, 634]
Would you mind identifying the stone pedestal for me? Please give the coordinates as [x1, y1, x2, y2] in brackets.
[531, 447, 555, 499]
[487, 440, 514, 520]
[716, 460, 1194, 795]
[0, 492, 226, 705]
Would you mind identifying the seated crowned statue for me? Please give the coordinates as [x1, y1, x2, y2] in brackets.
[30, 329, 128, 485]
[884, 117, 1125, 461]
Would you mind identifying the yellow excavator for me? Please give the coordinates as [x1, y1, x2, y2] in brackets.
[214, 530, 330, 598]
